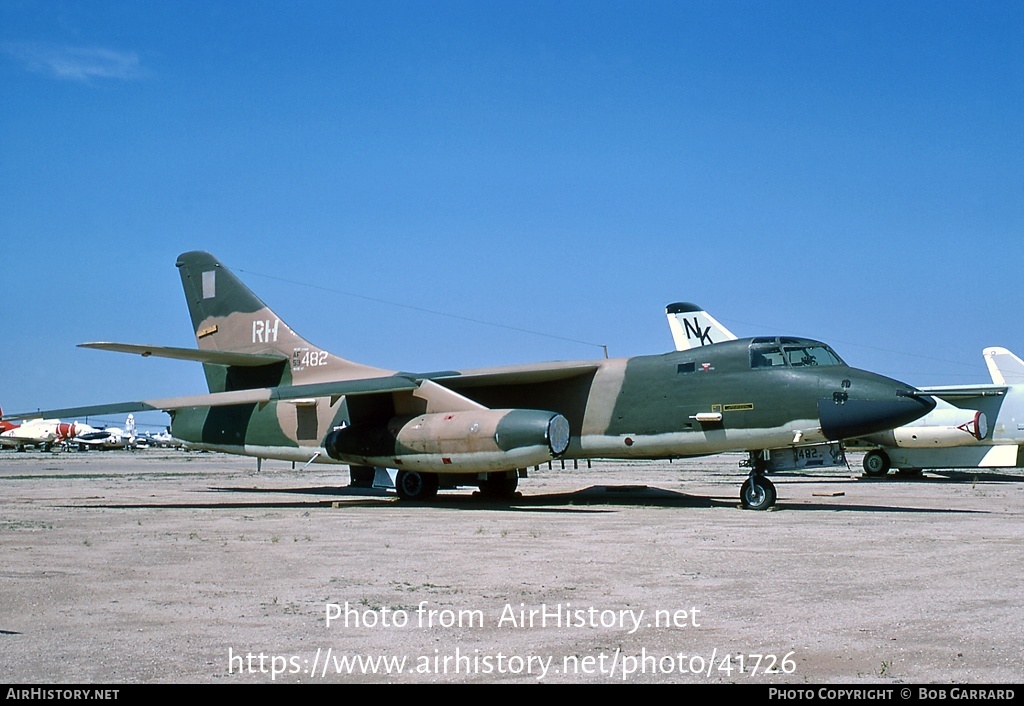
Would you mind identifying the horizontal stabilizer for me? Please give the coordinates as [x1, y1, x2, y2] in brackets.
[434, 362, 601, 388]
[79, 342, 288, 367]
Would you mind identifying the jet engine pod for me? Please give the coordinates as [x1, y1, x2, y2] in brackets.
[891, 410, 987, 448]
[324, 409, 570, 473]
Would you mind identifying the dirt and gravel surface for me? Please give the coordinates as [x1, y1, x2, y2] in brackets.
[1, 448, 1021, 684]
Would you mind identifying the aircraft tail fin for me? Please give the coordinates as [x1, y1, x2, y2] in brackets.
[175, 251, 391, 392]
[665, 303, 738, 351]
[984, 347, 1024, 385]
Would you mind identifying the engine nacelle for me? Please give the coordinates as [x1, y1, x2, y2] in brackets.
[883, 410, 988, 449]
[323, 408, 570, 474]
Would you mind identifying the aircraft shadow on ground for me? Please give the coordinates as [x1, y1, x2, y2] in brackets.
[771, 469, 1024, 484]
[70, 483, 988, 515]
[867, 469, 1024, 483]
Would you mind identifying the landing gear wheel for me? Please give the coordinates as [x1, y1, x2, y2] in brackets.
[478, 472, 519, 499]
[740, 475, 777, 510]
[863, 450, 891, 477]
[395, 470, 439, 501]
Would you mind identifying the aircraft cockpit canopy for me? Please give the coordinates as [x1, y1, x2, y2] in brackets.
[748, 337, 845, 369]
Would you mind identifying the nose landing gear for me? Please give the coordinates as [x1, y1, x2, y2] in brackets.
[740, 452, 777, 510]
[740, 474, 777, 510]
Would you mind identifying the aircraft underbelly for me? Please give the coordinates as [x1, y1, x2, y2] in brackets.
[573, 420, 824, 458]
[886, 444, 1022, 469]
[181, 441, 339, 464]
[171, 398, 347, 452]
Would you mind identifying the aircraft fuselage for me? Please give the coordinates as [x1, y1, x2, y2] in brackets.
[168, 336, 933, 470]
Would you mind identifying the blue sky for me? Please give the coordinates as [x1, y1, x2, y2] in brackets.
[1, 1, 1022, 428]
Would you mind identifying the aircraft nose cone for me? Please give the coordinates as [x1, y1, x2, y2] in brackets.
[818, 379, 936, 441]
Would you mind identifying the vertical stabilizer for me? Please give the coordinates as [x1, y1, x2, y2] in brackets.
[665, 302, 738, 351]
[175, 251, 392, 392]
[984, 347, 1024, 385]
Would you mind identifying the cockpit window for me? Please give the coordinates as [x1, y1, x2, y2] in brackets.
[750, 340, 845, 368]
[783, 344, 843, 367]
[750, 348, 786, 368]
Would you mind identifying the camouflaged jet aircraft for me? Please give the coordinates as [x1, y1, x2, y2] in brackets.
[3, 252, 936, 509]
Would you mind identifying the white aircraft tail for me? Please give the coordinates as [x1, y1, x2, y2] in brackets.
[666, 303, 737, 351]
[984, 347, 1024, 385]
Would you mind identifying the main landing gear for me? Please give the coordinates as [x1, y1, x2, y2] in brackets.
[862, 449, 891, 477]
[862, 450, 922, 478]
[393, 469, 521, 501]
[476, 471, 519, 499]
[395, 470, 439, 501]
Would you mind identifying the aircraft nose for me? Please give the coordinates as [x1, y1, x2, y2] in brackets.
[817, 374, 936, 441]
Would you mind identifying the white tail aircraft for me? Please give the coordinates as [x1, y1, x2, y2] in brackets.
[857, 347, 1024, 475]
[665, 302, 737, 351]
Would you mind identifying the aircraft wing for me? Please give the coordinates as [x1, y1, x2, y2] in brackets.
[1, 360, 602, 423]
[917, 384, 1008, 400]
[79, 342, 288, 367]
[428, 361, 601, 387]
[1, 376, 421, 421]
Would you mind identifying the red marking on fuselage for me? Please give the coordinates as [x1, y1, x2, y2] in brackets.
[0, 407, 19, 434]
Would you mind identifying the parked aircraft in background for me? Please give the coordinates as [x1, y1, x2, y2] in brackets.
[0, 408, 18, 435]
[0, 417, 83, 451]
[856, 347, 1024, 476]
[132, 428, 182, 449]
[0, 408, 176, 453]
[2, 252, 935, 509]
[71, 414, 137, 451]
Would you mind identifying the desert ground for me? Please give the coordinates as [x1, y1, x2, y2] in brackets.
[1, 448, 1021, 684]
